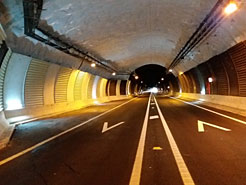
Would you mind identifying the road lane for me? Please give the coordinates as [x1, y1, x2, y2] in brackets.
[156, 96, 246, 185]
[140, 96, 183, 185]
[129, 94, 151, 185]
[0, 98, 136, 161]
[2, 94, 246, 185]
[0, 96, 149, 185]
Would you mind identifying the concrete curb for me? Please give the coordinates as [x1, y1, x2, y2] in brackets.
[0, 125, 15, 150]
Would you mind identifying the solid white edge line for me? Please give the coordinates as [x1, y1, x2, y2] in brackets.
[170, 97, 246, 125]
[154, 96, 195, 185]
[0, 98, 137, 166]
[129, 94, 151, 185]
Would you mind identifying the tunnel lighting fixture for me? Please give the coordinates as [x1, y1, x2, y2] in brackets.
[158, 82, 160, 84]
[167, 86, 170, 89]
[6, 99, 23, 110]
[141, 81, 143, 83]
[224, 2, 238, 15]
[167, 0, 240, 70]
[112, 72, 116, 76]
[135, 75, 139, 80]
[169, 69, 173, 72]
[161, 78, 164, 81]
[208, 77, 213, 83]
[91, 63, 96, 68]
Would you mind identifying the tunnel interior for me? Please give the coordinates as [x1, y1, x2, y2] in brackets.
[130, 64, 166, 89]
[0, 0, 244, 129]
[0, 1, 246, 185]
[129, 64, 177, 93]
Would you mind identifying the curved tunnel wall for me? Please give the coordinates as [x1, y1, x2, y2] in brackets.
[170, 40, 246, 111]
[0, 49, 133, 124]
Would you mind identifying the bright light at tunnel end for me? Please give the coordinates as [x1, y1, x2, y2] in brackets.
[150, 87, 158, 93]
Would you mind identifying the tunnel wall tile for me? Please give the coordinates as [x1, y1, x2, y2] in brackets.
[228, 42, 246, 97]
[92, 76, 100, 99]
[96, 77, 103, 98]
[2, 51, 130, 124]
[126, 80, 131, 95]
[120, 80, 127, 95]
[105, 80, 110, 96]
[130, 80, 136, 94]
[44, 64, 60, 105]
[109, 80, 117, 96]
[173, 40, 246, 98]
[54, 67, 73, 103]
[222, 52, 239, 96]
[74, 71, 85, 101]
[24, 59, 49, 107]
[99, 78, 108, 98]
[0, 49, 12, 111]
[87, 75, 95, 99]
[81, 72, 91, 101]
[67, 70, 80, 102]
[0, 41, 8, 67]
[116, 80, 121, 96]
[209, 56, 229, 95]
[4, 53, 31, 110]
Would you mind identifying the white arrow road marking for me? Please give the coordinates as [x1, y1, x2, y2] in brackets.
[0, 98, 137, 166]
[198, 120, 231, 132]
[170, 97, 246, 125]
[102, 121, 125, 133]
[149, 115, 159, 120]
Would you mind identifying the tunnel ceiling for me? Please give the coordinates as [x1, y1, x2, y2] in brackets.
[1, 0, 246, 76]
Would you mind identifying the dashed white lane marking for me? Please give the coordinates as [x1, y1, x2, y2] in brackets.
[151, 107, 155, 109]
[0, 98, 137, 166]
[170, 97, 246, 125]
[154, 96, 195, 185]
[129, 94, 151, 185]
[151, 103, 155, 105]
[149, 115, 159, 120]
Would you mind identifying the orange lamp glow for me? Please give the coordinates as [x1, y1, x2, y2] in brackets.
[224, 2, 238, 15]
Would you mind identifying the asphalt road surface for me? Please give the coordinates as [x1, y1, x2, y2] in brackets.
[1, 94, 246, 185]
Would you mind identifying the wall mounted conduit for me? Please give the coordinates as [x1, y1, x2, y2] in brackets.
[22, 0, 119, 74]
[167, 0, 236, 71]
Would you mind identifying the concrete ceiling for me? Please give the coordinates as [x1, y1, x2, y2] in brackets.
[1, 0, 246, 76]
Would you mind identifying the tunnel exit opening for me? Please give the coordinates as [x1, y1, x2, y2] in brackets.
[129, 64, 177, 94]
